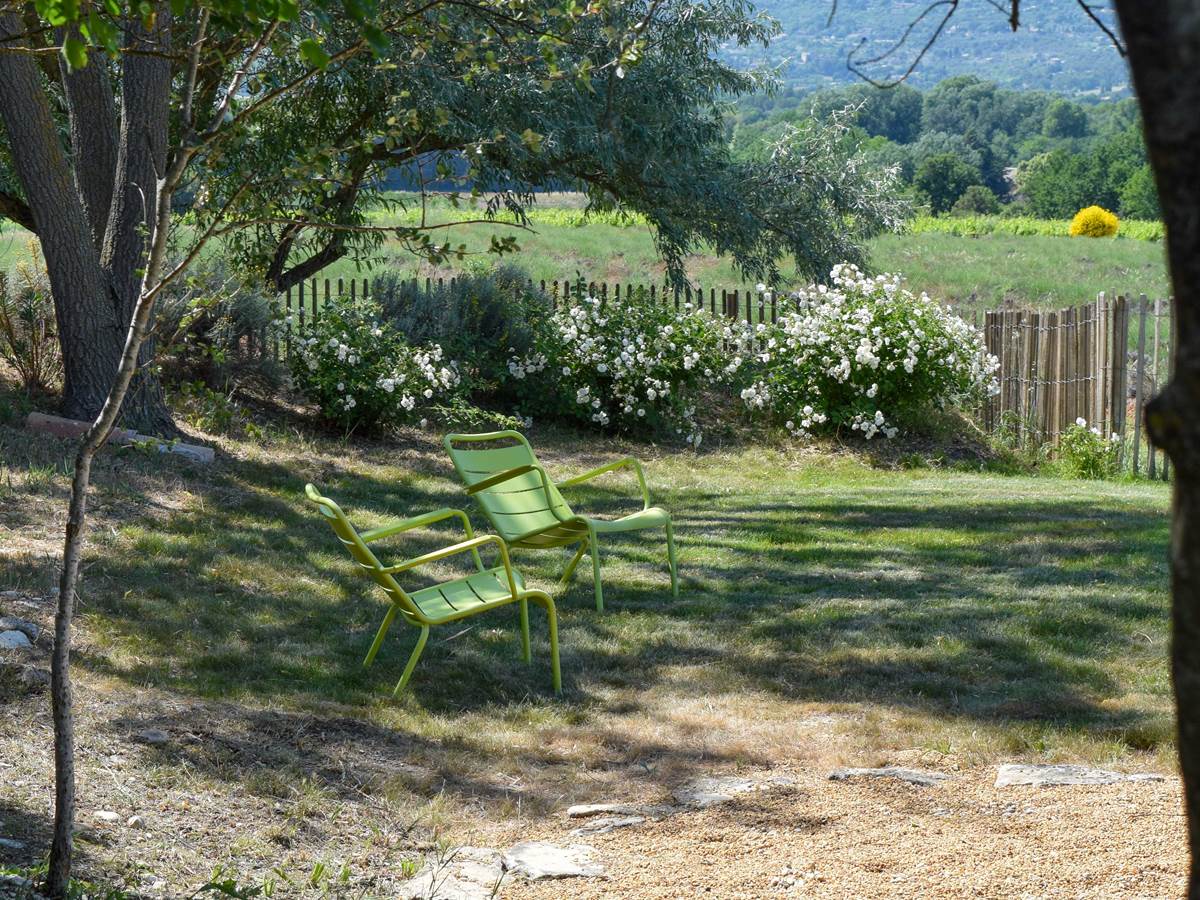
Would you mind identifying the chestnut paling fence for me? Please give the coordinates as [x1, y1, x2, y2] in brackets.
[262, 277, 1173, 477]
[975, 292, 1175, 480]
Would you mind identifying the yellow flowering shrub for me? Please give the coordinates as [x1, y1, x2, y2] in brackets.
[1069, 205, 1119, 238]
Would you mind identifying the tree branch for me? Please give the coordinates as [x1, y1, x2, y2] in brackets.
[0, 189, 35, 231]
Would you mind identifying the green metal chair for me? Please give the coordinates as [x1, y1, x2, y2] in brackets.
[443, 431, 678, 612]
[305, 483, 561, 695]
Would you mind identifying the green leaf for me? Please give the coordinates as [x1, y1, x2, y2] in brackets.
[520, 128, 544, 152]
[299, 39, 331, 70]
[62, 35, 88, 71]
[363, 23, 388, 56]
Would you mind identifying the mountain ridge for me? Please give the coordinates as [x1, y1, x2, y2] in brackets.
[733, 0, 1130, 97]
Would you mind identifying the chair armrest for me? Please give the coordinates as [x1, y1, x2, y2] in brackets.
[557, 457, 651, 509]
[359, 507, 475, 544]
[381, 534, 519, 597]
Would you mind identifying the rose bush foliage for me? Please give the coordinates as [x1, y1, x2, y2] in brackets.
[505, 294, 731, 446]
[288, 298, 461, 431]
[732, 265, 998, 439]
[502, 266, 996, 443]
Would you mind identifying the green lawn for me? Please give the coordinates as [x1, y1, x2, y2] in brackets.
[870, 231, 1170, 314]
[2, 203, 1171, 313]
[1, 417, 1173, 776]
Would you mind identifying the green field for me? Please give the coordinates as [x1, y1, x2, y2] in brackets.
[0, 203, 1171, 314]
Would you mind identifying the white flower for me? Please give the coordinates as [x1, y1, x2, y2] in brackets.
[1076, 417, 1087, 427]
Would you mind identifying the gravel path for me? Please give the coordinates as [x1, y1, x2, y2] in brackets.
[505, 770, 1184, 898]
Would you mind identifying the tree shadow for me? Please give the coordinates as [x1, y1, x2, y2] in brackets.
[0, 800, 50, 868]
[0, 424, 1174, 815]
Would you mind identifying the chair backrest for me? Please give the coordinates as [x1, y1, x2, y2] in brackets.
[443, 431, 574, 541]
[304, 484, 421, 620]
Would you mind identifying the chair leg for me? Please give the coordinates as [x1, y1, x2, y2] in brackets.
[364, 604, 399, 668]
[528, 592, 562, 694]
[590, 533, 604, 612]
[560, 540, 589, 587]
[392, 625, 430, 696]
[666, 521, 680, 598]
[519, 598, 531, 663]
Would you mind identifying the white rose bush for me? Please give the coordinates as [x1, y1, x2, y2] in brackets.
[285, 267, 996, 443]
[732, 265, 999, 439]
[506, 294, 728, 446]
[288, 298, 461, 431]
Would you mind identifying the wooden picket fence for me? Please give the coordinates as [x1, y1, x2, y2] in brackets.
[268, 275, 1175, 477]
[976, 292, 1175, 478]
[273, 274, 783, 327]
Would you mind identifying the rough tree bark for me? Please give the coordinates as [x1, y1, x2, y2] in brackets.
[0, 11, 175, 433]
[0, 13, 121, 422]
[1112, 2, 1200, 895]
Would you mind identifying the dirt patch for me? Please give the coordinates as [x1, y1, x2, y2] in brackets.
[503, 771, 1185, 898]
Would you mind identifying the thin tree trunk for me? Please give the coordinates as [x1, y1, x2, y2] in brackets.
[1113, 3, 1200, 895]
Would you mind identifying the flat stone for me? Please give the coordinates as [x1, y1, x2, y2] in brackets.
[502, 842, 604, 880]
[134, 728, 171, 746]
[0, 631, 31, 650]
[566, 802, 665, 818]
[673, 774, 798, 809]
[568, 802, 635, 818]
[995, 764, 1166, 788]
[569, 814, 645, 837]
[0, 837, 25, 850]
[94, 810, 121, 824]
[829, 766, 951, 787]
[395, 847, 503, 900]
[0, 618, 38, 641]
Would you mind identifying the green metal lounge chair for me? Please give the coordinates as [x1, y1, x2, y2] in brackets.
[305, 483, 561, 695]
[443, 431, 678, 612]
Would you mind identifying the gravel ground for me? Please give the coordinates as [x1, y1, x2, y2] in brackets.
[504, 772, 1185, 899]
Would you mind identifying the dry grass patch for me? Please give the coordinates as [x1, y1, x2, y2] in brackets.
[0, 410, 1177, 894]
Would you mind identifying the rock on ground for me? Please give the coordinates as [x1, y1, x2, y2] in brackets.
[0, 618, 39, 641]
[502, 842, 604, 880]
[394, 847, 504, 900]
[134, 728, 171, 746]
[0, 630, 32, 650]
[829, 766, 952, 787]
[672, 773, 797, 809]
[995, 764, 1167, 787]
[569, 814, 645, 837]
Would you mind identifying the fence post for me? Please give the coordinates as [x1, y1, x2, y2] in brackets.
[1165, 297, 1176, 482]
[1132, 294, 1148, 475]
[1150, 298, 1161, 479]
[1111, 294, 1129, 453]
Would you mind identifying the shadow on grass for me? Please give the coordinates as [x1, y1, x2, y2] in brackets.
[0, 424, 1173, 810]
[0, 800, 50, 869]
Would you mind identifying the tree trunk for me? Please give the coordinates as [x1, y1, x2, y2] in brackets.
[0, 12, 176, 435]
[0, 13, 121, 420]
[59, 26, 117, 252]
[1113, 3, 1200, 895]
[97, 14, 175, 436]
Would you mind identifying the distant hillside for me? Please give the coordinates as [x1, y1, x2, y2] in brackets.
[733, 0, 1130, 97]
